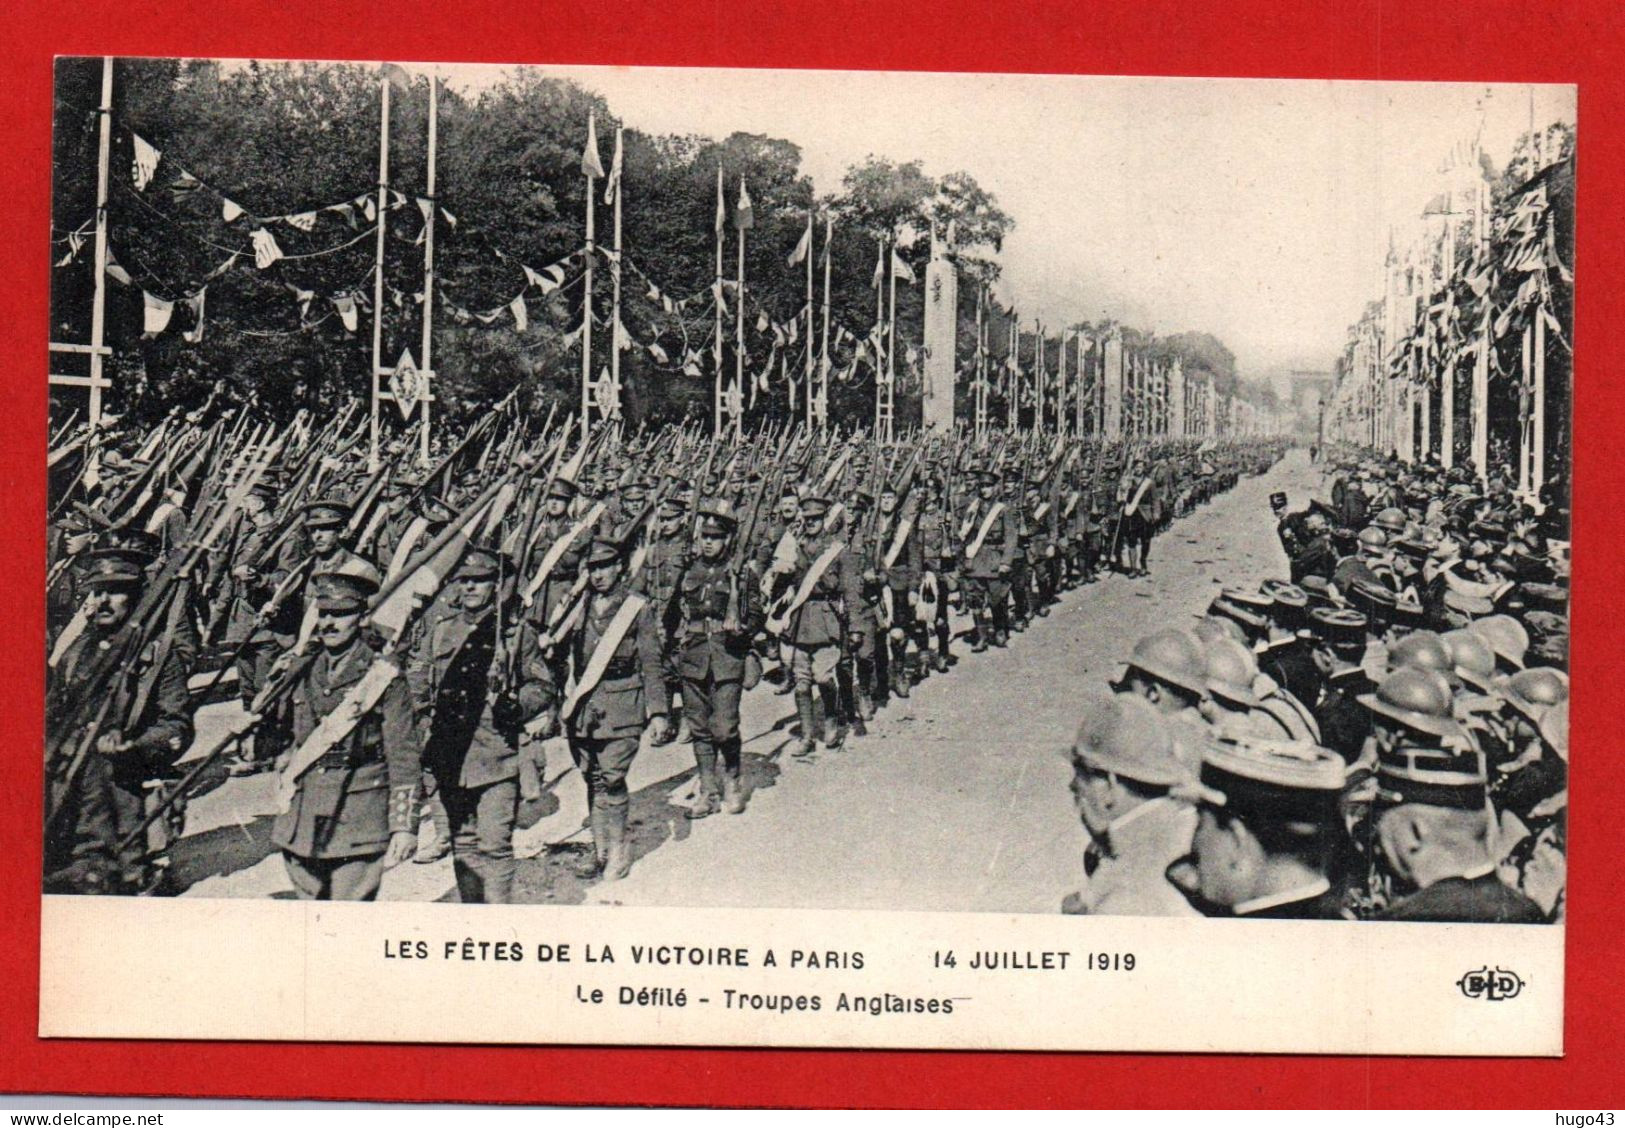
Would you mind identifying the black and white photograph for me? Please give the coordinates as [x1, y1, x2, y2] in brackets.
[40, 58, 1573, 1052]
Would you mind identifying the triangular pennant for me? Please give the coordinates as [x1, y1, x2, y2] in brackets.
[141, 291, 174, 336]
[509, 295, 528, 333]
[251, 228, 284, 269]
[581, 112, 606, 179]
[181, 289, 207, 344]
[285, 211, 318, 232]
[221, 196, 245, 223]
[648, 342, 669, 365]
[104, 251, 133, 287]
[131, 133, 161, 191]
[333, 294, 358, 333]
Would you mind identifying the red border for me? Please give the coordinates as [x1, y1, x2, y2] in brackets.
[4, 0, 1621, 1108]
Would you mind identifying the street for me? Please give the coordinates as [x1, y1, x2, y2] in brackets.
[172, 449, 1323, 910]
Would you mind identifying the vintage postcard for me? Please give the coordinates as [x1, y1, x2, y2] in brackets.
[41, 58, 1571, 1054]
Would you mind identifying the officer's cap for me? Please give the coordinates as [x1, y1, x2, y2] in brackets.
[1306, 607, 1367, 648]
[657, 495, 687, 518]
[1374, 744, 1487, 811]
[799, 496, 830, 519]
[452, 546, 504, 582]
[547, 477, 579, 501]
[312, 569, 379, 614]
[303, 499, 352, 529]
[698, 497, 738, 536]
[1183, 736, 1345, 829]
[1260, 579, 1308, 610]
[585, 537, 627, 568]
[77, 547, 148, 592]
[416, 492, 456, 523]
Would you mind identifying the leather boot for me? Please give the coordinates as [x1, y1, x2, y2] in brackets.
[452, 852, 485, 903]
[793, 688, 817, 756]
[890, 642, 911, 698]
[572, 806, 606, 878]
[601, 805, 632, 881]
[721, 769, 745, 814]
[687, 744, 721, 819]
[970, 613, 989, 652]
[820, 684, 846, 748]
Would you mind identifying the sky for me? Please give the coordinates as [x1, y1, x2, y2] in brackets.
[421, 64, 1573, 386]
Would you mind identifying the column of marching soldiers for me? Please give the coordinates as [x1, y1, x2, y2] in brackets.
[46, 394, 1272, 903]
[46, 401, 1570, 924]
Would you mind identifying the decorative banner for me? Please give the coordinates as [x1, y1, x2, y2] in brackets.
[221, 197, 245, 223]
[103, 251, 133, 286]
[389, 348, 424, 420]
[735, 179, 753, 231]
[509, 296, 528, 333]
[141, 292, 174, 336]
[285, 211, 318, 232]
[251, 228, 285, 269]
[131, 133, 161, 191]
[891, 249, 916, 284]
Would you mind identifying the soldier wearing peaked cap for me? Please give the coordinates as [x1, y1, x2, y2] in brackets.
[669, 498, 763, 817]
[1303, 607, 1375, 764]
[1064, 694, 1199, 918]
[638, 492, 693, 745]
[1372, 742, 1544, 924]
[273, 568, 422, 901]
[771, 495, 865, 757]
[405, 547, 555, 903]
[1166, 736, 1351, 920]
[557, 536, 671, 882]
[46, 547, 195, 895]
[960, 469, 1019, 651]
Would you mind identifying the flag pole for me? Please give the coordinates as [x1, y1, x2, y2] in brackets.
[368, 70, 391, 474]
[874, 234, 887, 438]
[714, 165, 724, 439]
[581, 112, 597, 440]
[1006, 314, 1017, 433]
[974, 283, 986, 440]
[1035, 320, 1045, 437]
[819, 213, 832, 435]
[734, 181, 746, 441]
[419, 69, 437, 469]
[884, 235, 898, 443]
[610, 126, 624, 423]
[804, 208, 815, 432]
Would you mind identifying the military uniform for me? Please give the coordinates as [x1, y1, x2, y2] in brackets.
[406, 550, 553, 903]
[960, 473, 1019, 650]
[670, 500, 763, 816]
[274, 572, 421, 902]
[46, 549, 195, 894]
[563, 540, 668, 880]
[780, 497, 864, 754]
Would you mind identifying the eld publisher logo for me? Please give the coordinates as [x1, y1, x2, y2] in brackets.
[1457, 967, 1524, 1002]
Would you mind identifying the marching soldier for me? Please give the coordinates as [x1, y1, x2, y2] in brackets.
[406, 547, 554, 903]
[638, 493, 693, 744]
[670, 499, 763, 817]
[557, 537, 672, 882]
[770, 496, 863, 757]
[960, 469, 1018, 651]
[272, 569, 421, 902]
[46, 547, 194, 894]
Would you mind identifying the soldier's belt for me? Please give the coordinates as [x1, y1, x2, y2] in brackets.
[682, 618, 730, 636]
[311, 747, 383, 772]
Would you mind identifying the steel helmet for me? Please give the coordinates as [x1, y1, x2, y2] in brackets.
[1498, 666, 1569, 724]
[1538, 698, 1568, 761]
[1471, 614, 1529, 669]
[1374, 507, 1409, 534]
[1203, 637, 1262, 707]
[1386, 630, 1454, 678]
[1357, 526, 1389, 552]
[1358, 667, 1462, 739]
[1440, 628, 1497, 692]
[1072, 694, 1190, 788]
[1122, 629, 1210, 699]
[1191, 617, 1244, 646]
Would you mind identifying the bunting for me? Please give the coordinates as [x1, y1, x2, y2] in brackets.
[131, 133, 161, 191]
